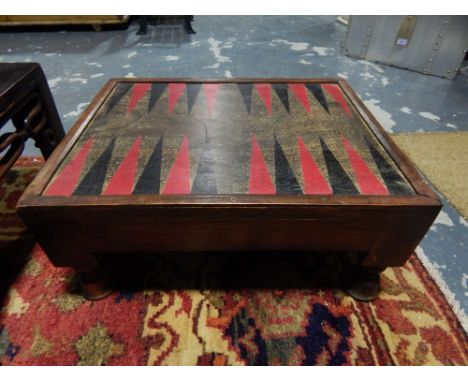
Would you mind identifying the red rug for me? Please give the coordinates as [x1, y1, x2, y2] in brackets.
[0, 159, 467, 365]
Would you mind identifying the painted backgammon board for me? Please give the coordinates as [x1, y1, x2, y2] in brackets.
[42, 80, 414, 197]
[18, 79, 440, 301]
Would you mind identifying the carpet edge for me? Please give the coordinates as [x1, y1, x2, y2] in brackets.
[415, 246, 468, 333]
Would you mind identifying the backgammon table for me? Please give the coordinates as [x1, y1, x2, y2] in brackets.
[17, 78, 441, 300]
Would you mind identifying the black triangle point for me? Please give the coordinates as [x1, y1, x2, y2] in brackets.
[364, 136, 413, 195]
[107, 83, 132, 114]
[320, 138, 358, 195]
[274, 136, 302, 195]
[74, 138, 116, 195]
[238, 83, 253, 114]
[148, 83, 168, 113]
[187, 83, 203, 114]
[306, 84, 329, 113]
[133, 136, 163, 194]
[272, 84, 290, 113]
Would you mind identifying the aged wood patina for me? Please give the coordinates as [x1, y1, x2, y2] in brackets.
[17, 78, 441, 300]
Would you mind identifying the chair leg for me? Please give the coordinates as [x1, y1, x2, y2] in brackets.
[137, 15, 148, 35]
[183, 15, 196, 34]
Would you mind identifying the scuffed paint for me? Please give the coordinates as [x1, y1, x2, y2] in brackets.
[69, 78, 87, 84]
[419, 111, 441, 121]
[358, 59, 385, 74]
[434, 210, 455, 227]
[381, 77, 390, 86]
[48, 77, 62, 88]
[360, 72, 375, 80]
[400, 106, 412, 114]
[163, 56, 181, 61]
[63, 102, 90, 119]
[363, 99, 396, 132]
[271, 39, 309, 51]
[207, 37, 231, 63]
[312, 46, 334, 56]
[204, 63, 220, 69]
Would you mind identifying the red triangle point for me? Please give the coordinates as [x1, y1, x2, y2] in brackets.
[289, 84, 311, 113]
[297, 137, 332, 195]
[255, 83, 272, 115]
[322, 83, 352, 117]
[168, 83, 186, 114]
[249, 135, 275, 194]
[203, 83, 220, 116]
[162, 136, 191, 194]
[127, 83, 151, 113]
[340, 134, 389, 195]
[44, 137, 94, 196]
[102, 136, 142, 195]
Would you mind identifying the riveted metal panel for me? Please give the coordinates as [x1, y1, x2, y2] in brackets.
[345, 16, 468, 79]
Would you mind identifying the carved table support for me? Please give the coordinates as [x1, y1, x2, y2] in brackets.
[0, 63, 65, 179]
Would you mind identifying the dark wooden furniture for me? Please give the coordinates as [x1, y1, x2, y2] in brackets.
[0, 16, 130, 32]
[0, 63, 65, 179]
[137, 16, 196, 35]
[17, 78, 441, 301]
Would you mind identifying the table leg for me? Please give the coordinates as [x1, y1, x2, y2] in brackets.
[79, 261, 113, 301]
[183, 16, 196, 34]
[345, 266, 386, 301]
[21, 220, 113, 300]
[11, 92, 58, 158]
[137, 16, 148, 35]
[27, 65, 65, 158]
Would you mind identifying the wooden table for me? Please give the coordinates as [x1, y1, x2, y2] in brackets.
[0, 63, 65, 179]
[17, 78, 441, 300]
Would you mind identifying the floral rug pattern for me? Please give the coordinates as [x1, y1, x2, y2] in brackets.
[0, 160, 466, 365]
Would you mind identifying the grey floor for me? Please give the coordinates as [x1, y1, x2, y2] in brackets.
[1, 16, 467, 323]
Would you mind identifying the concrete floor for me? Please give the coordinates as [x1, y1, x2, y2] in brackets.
[1, 16, 467, 323]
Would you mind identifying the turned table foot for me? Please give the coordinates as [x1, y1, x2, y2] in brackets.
[79, 264, 113, 301]
[346, 266, 386, 302]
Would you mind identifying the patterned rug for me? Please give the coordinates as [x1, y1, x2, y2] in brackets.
[0, 159, 467, 365]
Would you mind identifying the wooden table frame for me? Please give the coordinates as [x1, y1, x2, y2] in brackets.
[0, 63, 65, 179]
[17, 78, 441, 300]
